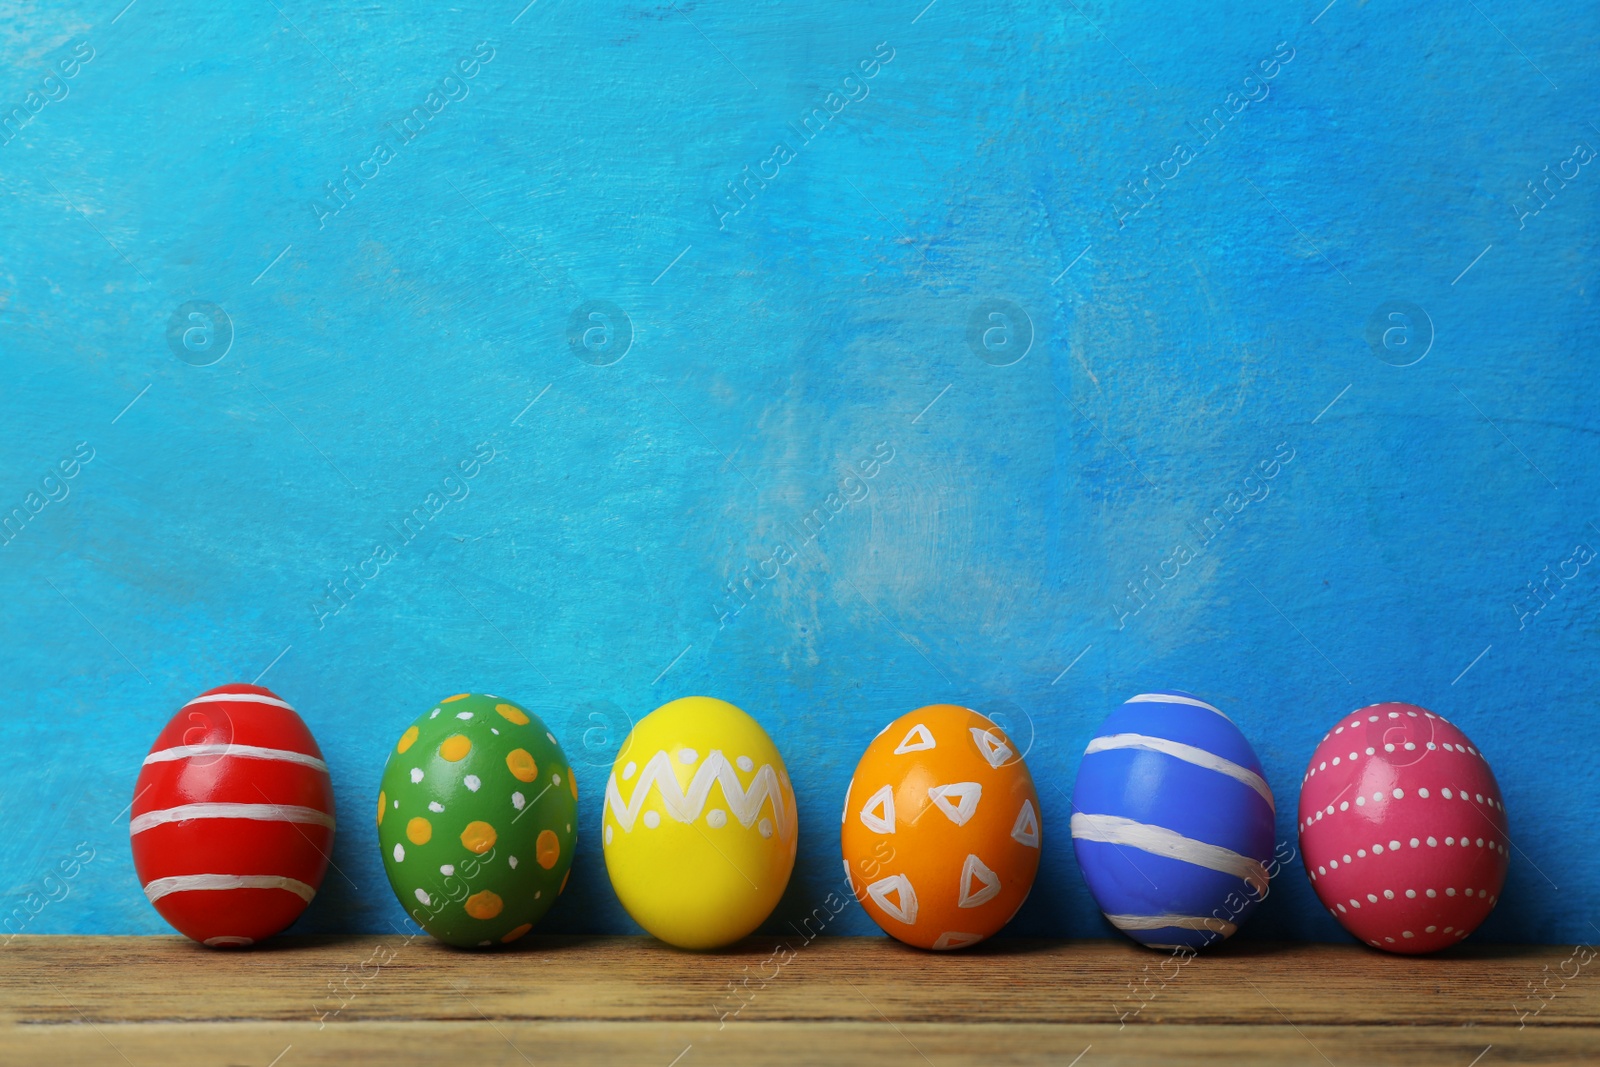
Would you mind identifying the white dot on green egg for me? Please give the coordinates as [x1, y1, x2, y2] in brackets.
[535, 891, 541, 900]
[491, 728, 499, 735]
[410, 768, 424, 783]
[392, 799, 399, 808]
[643, 811, 661, 829]
[677, 748, 697, 764]
[546, 733, 555, 744]
[509, 856, 518, 868]
[415, 888, 431, 905]
[623, 762, 637, 780]
[430, 709, 440, 718]
[759, 818, 773, 838]
[394, 843, 405, 862]
[512, 792, 525, 810]
[552, 773, 561, 786]
[457, 711, 473, 720]
[440, 865, 454, 876]
[428, 801, 444, 812]
[736, 755, 754, 772]
[566, 823, 571, 832]
[465, 775, 481, 792]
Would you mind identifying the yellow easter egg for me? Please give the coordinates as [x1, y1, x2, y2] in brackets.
[601, 696, 799, 949]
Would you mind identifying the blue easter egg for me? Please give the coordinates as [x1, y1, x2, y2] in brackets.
[1070, 690, 1276, 950]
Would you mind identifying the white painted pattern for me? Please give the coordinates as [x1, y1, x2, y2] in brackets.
[858, 784, 896, 833]
[866, 873, 918, 924]
[968, 727, 1013, 768]
[1085, 732, 1273, 812]
[183, 692, 293, 710]
[143, 744, 327, 772]
[1126, 693, 1231, 721]
[1303, 828, 1505, 880]
[143, 873, 316, 903]
[927, 782, 981, 826]
[1070, 812, 1270, 897]
[604, 749, 787, 832]
[1103, 913, 1237, 937]
[957, 853, 1001, 908]
[1011, 799, 1040, 848]
[130, 803, 335, 835]
[931, 931, 982, 950]
[1299, 776, 1506, 832]
[893, 723, 936, 754]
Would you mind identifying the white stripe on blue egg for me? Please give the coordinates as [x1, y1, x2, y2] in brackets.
[1068, 813, 1270, 896]
[1126, 691, 1232, 721]
[1083, 733, 1274, 810]
[1103, 912, 1238, 937]
[1070, 690, 1276, 951]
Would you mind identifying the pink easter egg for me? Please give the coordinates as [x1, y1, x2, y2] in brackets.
[1298, 703, 1508, 954]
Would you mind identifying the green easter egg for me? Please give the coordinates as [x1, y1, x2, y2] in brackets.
[377, 693, 577, 946]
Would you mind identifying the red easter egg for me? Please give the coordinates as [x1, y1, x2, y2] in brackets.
[131, 684, 335, 947]
[1298, 703, 1508, 954]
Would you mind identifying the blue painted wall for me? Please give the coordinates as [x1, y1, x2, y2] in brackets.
[1, 0, 1595, 945]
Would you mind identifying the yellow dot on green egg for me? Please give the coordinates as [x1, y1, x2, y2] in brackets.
[569, 772, 578, 801]
[461, 820, 497, 854]
[495, 702, 529, 725]
[501, 923, 532, 944]
[464, 890, 503, 920]
[507, 749, 538, 782]
[377, 790, 386, 826]
[439, 734, 472, 762]
[407, 817, 432, 845]
[536, 829, 560, 869]
[442, 693, 470, 703]
[397, 726, 419, 753]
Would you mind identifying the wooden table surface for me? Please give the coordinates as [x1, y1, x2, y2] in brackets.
[1, 936, 1594, 1065]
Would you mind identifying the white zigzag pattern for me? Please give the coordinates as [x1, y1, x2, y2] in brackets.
[605, 749, 787, 831]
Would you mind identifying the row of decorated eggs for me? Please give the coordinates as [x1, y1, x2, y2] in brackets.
[130, 686, 1507, 956]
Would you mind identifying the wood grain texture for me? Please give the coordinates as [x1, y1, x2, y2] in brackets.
[3, 937, 1595, 1064]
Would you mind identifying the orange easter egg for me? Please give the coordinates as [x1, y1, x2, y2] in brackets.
[840, 705, 1041, 950]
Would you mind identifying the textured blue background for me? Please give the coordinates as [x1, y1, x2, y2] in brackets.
[1, 0, 1595, 945]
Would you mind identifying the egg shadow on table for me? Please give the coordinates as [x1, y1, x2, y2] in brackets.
[179, 933, 378, 954]
[473, 932, 616, 953]
[903, 935, 1069, 959]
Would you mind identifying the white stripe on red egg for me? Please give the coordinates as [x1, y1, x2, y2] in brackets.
[131, 802, 336, 835]
[183, 692, 294, 710]
[143, 744, 328, 771]
[143, 873, 316, 903]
